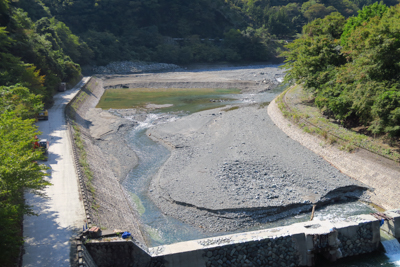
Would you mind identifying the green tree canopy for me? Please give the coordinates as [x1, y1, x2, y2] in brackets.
[283, 3, 400, 138]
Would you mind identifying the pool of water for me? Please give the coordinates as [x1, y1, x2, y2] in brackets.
[97, 88, 241, 112]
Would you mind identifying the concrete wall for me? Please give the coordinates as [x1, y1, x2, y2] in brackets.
[82, 214, 381, 267]
[81, 242, 98, 267]
[381, 209, 400, 239]
[84, 241, 152, 267]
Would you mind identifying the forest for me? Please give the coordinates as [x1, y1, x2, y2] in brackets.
[283, 3, 400, 138]
[12, 0, 400, 65]
[1, 0, 400, 266]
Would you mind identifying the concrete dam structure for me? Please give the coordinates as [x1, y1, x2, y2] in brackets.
[78, 211, 400, 267]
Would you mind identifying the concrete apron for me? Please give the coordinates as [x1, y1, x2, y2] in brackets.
[81, 211, 400, 267]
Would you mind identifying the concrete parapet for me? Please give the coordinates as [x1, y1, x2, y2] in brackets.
[116, 214, 379, 267]
[80, 214, 382, 266]
[382, 209, 400, 239]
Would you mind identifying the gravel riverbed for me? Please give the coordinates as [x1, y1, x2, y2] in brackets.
[147, 104, 369, 232]
[83, 61, 371, 237]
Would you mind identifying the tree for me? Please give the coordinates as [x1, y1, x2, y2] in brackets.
[0, 84, 43, 119]
[0, 111, 50, 266]
[340, 2, 388, 46]
[303, 3, 337, 21]
[282, 12, 346, 90]
[283, 3, 400, 138]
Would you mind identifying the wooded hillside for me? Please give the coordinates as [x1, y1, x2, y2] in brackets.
[283, 3, 400, 138]
[13, 0, 400, 66]
[0, 0, 82, 265]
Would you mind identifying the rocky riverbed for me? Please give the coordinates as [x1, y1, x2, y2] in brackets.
[84, 61, 371, 238]
[146, 104, 369, 233]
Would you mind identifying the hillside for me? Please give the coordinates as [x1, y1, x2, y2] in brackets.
[13, 0, 400, 66]
[283, 3, 400, 140]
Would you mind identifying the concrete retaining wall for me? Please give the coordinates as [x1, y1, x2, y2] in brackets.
[84, 241, 151, 267]
[381, 209, 400, 239]
[82, 214, 381, 267]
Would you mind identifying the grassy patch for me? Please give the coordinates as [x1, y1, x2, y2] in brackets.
[73, 124, 96, 209]
[258, 101, 270, 109]
[96, 87, 240, 114]
[222, 106, 240, 112]
[276, 85, 400, 162]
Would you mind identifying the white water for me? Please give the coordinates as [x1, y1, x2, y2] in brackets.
[382, 239, 400, 265]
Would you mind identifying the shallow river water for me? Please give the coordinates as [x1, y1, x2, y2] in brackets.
[116, 64, 399, 265]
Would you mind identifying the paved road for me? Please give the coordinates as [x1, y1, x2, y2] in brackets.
[23, 78, 90, 267]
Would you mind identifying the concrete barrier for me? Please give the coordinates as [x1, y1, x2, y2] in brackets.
[381, 209, 400, 239]
[81, 214, 381, 267]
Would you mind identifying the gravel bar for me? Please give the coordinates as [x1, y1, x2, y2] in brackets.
[147, 104, 369, 232]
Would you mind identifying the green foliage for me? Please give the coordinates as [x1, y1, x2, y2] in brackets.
[0, 111, 50, 266]
[0, 85, 43, 119]
[0, 2, 87, 104]
[284, 3, 400, 138]
[303, 3, 337, 21]
[370, 89, 400, 137]
[341, 2, 388, 46]
[8, 0, 397, 66]
[282, 13, 346, 90]
[0, 3, 77, 264]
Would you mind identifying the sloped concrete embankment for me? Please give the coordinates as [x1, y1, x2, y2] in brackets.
[65, 77, 146, 245]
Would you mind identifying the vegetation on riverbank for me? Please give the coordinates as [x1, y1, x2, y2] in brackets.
[0, 1, 86, 264]
[0, 0, 86, 104]
[1, 0, 400, 265]
[277, 85, 400, 162]
[283, 3, 400, 143]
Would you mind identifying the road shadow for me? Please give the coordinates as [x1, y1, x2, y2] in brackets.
[23, 193, 82, 267]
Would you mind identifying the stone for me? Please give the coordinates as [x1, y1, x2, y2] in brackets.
[230, 248, 236, 256]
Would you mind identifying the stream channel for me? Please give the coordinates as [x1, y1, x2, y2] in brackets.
[113, 64, 399, 266]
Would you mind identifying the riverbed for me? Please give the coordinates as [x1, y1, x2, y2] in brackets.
[91, 63, 373, 247]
